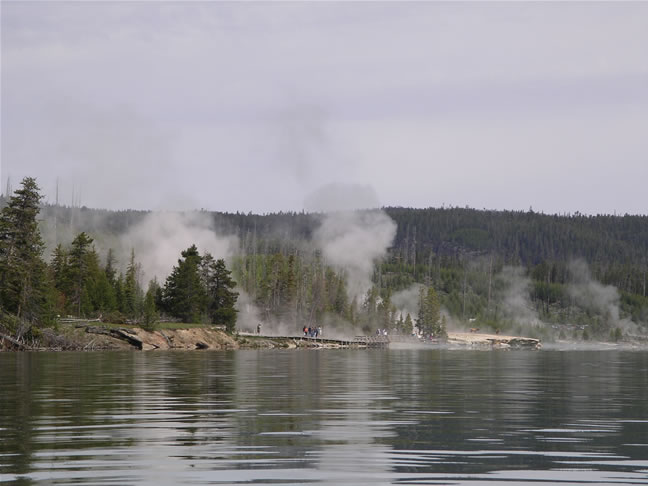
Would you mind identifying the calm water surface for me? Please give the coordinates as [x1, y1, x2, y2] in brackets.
[1, 349, 647, 485]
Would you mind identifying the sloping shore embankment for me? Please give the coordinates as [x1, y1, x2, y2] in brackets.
[2, 326, 545, 351]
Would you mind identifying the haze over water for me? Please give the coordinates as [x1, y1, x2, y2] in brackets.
[1, 349, 648, 485]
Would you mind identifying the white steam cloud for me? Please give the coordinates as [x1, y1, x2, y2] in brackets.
[391, 283, 425, 320]
[306, 182, 396, 301]
[567, 259, 639, 333]
[314, 210, 396, 300]
[568, 259, 620, 321]
[122, 211, 239, 284]
[498, 266, 542, 326]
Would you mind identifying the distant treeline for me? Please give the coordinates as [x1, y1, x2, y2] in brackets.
[0, 183, 239, 343]
[33, 201, 648, 294]
[28, 202, 648, 263]
[2, 189, 647, 341]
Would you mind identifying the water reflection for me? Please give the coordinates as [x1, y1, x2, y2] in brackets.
[1, 350, 647, 485]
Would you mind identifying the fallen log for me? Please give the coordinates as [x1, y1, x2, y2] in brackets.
[0, 332, 30, 351]
[111, 329, 144, 350]
[84, 326, 144, 350]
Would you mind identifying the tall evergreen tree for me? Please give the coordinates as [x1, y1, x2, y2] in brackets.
[88, 256, 116, 314]
[66, 232, 94, 316]
[50, 244, 69, 312]
[142, 279, 160, 331]
[104, 248, 117, 285]
[280, 254, 298, 323]
[123, 249, 141, 318]
[404, 313, 414, 334]
[162, 245, 206, 323]
[201, 252, 239, 331]
[417, 286, 445, 338]
[115, 274, 126, 314]
[0, 177, 51, 329]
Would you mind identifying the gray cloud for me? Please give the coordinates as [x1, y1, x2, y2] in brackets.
[2, 2, 647, 214]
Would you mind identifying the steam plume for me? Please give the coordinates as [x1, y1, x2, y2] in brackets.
[567, 259, 639, 333]
[498, 266, 542, 326]
[314, 210, 396, 300]
[306, 183, 396, 301]
[122, 211, 239, 283]
[391, 283, 425, 320]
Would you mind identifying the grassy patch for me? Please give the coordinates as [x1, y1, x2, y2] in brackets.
[154, 322, 208, 330]
[59, 321, 214, 331]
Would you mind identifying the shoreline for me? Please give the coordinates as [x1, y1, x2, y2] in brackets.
[3, 325, 647, 352]
[1, 325, 542, 351]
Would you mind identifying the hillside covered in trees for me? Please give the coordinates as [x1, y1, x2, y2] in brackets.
[1, 180, 647, 346]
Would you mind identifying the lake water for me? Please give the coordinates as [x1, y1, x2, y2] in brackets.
[1, 349, 647, 485]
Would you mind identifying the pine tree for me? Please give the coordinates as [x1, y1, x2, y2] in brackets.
[51, 244, 68, 287]
[81, 245, 105, 314]
[162, 245, 206, 323]
[123, 249, 141, 318]
[333, 276, 348, 316]
[104, 248, 117, 285]
[115, 274, 126, 315]
[66, 232, 94, 316]
[404, 313, 414, 335]
[50, 244, 69, 312]
[90, 262, 116, 314]
[142, 279, 160, 331]
[201, 252, 238, 331]
[416, 286, 445, 338]
[0, 177, 51, 331]
[377, 290, 393, 331]
[281, 254, 298, 324]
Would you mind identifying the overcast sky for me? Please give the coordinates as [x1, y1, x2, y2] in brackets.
[2, 1, 647, 215]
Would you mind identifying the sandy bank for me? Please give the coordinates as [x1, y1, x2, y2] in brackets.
[446, 332, 541, 350]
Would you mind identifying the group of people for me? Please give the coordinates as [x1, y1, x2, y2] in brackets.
[254, 323, 324, 338]
[303, 326, 322, 338]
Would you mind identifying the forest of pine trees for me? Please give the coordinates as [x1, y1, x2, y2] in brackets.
[2, 177, 648, 345]
[0, 178, 240, 342]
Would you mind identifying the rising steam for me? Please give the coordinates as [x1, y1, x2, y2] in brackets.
[498, 266, 542, 326]
[122, 211, 239, 283]
[306, 183, 396, 301]
[314, 210, 396, 300]
[391, 283, 425, 319]
[567, 259, 639, 333]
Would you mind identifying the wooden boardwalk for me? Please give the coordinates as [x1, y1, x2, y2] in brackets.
[243, 332, 541, 350]
[243, 333, 391, 348]
[292, 335, 390, 348]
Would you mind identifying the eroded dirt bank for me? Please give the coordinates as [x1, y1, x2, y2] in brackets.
[1, 325, 339, 351]
[1, 326, 549, 352]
